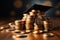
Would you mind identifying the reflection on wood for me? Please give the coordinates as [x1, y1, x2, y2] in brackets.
[0, 30, 60, 40]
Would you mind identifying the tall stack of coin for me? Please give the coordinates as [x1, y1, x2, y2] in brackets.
[26, 15, 32, 30]
[22, 14, 28, 30]
[35, 10, 43, 30]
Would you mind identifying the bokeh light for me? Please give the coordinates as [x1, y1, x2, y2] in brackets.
[13, 0, 23, 8]
[55, 10, 60, 15]
[41, 1, 52, 6]
[10, 11, 16, 17]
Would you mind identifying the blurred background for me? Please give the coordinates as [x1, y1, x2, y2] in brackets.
[0, 0, 60, 26]
[0, 0, 60, 19]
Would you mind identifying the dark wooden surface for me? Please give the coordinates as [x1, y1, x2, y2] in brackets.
[0, 29, 60, 40]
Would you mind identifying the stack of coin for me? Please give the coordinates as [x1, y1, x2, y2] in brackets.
[25, 15, 34, 30]
[43, 21, 48, 32]
[22, 14, 28, 21]
[34, 23, 39, 31]
[33, 23, 39, 33]
[21, 14, 28, 30]
[15, 20, 22, 30]
[8, 23, 15, 29]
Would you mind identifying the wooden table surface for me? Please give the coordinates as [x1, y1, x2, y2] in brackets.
[0, 29, 60, 40]
[0, 18, 60, 40]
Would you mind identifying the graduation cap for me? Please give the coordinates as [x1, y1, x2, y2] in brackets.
[24, 4, 53, 13]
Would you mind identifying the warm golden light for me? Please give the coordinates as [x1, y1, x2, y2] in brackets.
[0, 27, 4, 30]
[43, 33, 47, 40]
[31, 10, 35, 12]
[26, 30, 30, 32]
[33, 31, 39, 34]
[14, 30, 20, 32]
[29, 12, 34, 16]
[21, 31, 25, 34]
[43, 21, 48, 24]
[6, 29, 10, 32]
